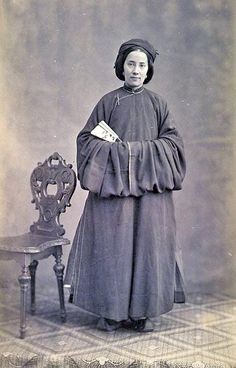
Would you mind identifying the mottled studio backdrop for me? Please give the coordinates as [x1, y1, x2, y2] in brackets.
[0, 0, 235, 296]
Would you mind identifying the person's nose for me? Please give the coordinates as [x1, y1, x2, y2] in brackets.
[132, 65, 140, 74]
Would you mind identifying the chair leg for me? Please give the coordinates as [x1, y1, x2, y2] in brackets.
[29, 260, 39, 315]
[18, 265, 31, 339]
[53, 250, 66, 322]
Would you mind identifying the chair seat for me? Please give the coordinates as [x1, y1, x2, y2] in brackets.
[0, 233, 70, 254]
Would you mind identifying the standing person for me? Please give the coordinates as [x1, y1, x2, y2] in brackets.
[65, 39, 186, 332]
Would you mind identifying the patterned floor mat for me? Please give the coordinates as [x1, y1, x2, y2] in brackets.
[0, 287, 235, 367]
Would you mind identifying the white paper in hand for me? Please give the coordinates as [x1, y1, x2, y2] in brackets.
[91, 121, 121, 142]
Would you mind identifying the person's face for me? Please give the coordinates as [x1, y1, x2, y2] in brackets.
[123, 50, 148, 89]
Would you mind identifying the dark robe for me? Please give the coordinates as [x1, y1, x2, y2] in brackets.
[65, 84, 186, 321]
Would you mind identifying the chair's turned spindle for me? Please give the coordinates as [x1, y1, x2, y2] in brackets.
[29, 260, 39, 315]
[18, 265, 31, 339]
[53, 247, 66, 322]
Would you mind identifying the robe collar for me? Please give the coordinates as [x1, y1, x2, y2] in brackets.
[123, 84, 144, 94]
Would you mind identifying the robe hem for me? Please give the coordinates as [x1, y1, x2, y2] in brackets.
[70, 300, 177, 321]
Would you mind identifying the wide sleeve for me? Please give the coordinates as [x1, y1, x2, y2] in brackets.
[76, 98, 130, 197]
[128, 102, 186, 196]
[77, 95, 186, 198]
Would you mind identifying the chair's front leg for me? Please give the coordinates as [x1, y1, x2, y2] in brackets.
[53, 246, 66, 322]
[29, 260, 39, 315]
[18, 265, 31, 339]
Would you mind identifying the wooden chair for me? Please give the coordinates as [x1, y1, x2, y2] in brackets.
[0, 152, 76, 338]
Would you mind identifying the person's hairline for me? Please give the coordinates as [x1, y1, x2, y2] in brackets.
[124, 50, 148, 62]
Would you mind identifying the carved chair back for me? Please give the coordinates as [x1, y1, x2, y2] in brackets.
[30, 152, 76, 237]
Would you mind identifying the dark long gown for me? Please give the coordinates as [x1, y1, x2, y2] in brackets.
[65, 84, 186, 321]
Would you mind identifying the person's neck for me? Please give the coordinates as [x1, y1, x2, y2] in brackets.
[123, 83, 144, 93]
